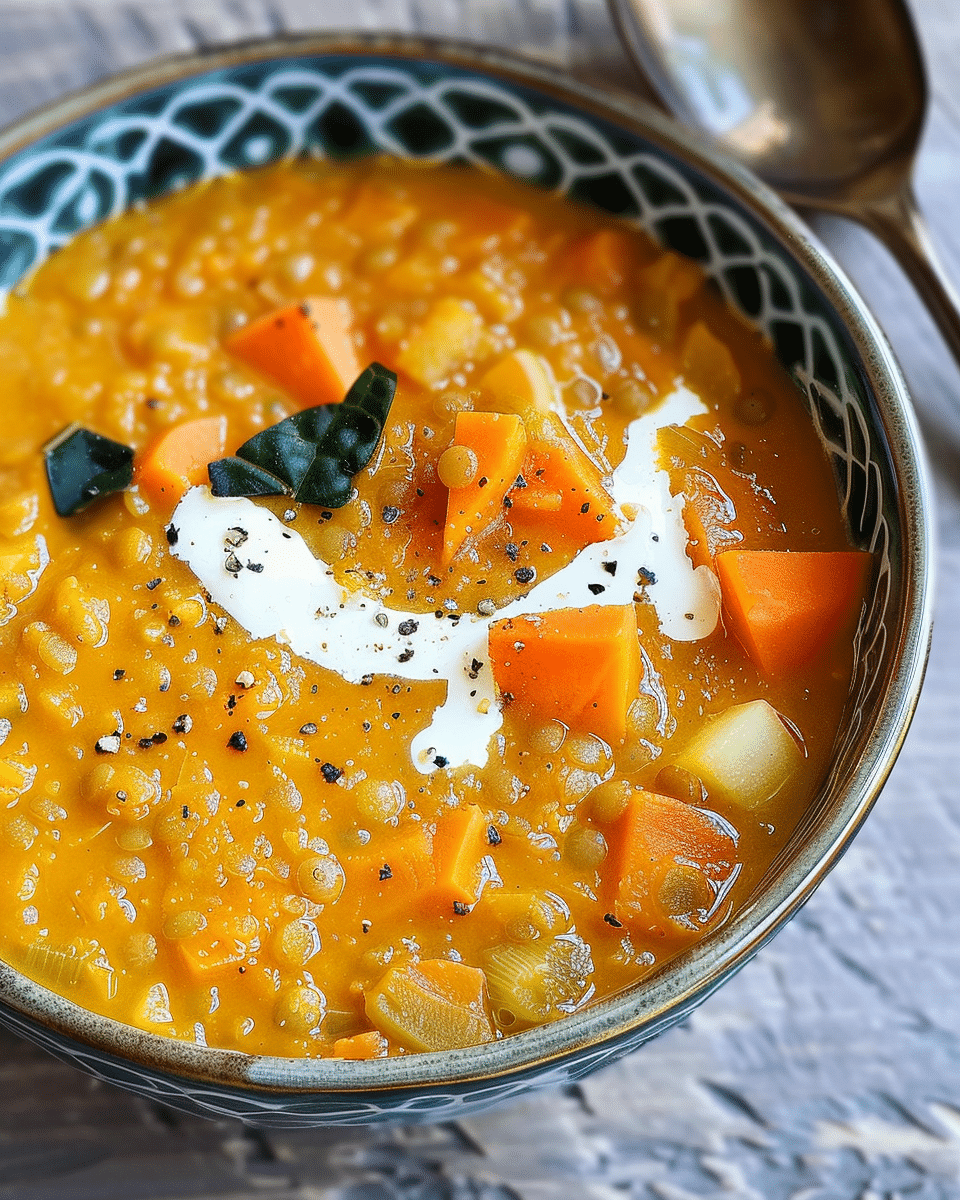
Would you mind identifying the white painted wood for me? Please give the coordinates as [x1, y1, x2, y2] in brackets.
[0, 1, 958, 1195]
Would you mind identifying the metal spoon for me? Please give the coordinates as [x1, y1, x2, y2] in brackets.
[609, 0, 960, 365]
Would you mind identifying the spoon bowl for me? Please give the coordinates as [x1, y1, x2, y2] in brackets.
[610, 0, 960, 371]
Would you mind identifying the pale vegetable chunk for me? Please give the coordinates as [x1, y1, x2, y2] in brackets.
[396, 297, 483, 386]
[365, 958, 495, 1052]
[675, 699, 802, 810]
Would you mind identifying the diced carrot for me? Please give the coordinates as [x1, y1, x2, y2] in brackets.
[138, 415, 228, 507]
[611, 789, 737, 942]
[365, 958, 495, 1052]
[563, 228, 637, 294]
[431, 804, 489, 912]
[488, 605, 640, 742]
[331, 1030, 389, 1059]
[715, 550, 872, 677]
[225, 297, 360, 407]
[510, 434, 619, 552]
[442, 411, 527, 563]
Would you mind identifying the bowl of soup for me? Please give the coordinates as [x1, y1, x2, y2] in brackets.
[0, 34, 933, 1125]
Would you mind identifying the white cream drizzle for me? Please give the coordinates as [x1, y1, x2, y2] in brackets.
[170, 387, 717, 773]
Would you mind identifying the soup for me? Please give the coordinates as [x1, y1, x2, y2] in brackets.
[0, 158, 869, 1057]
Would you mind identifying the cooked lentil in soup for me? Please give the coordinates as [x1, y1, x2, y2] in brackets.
[0, 158, 869, 1057]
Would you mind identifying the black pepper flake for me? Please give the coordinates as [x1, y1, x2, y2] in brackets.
[433, 755, 449, 768]
[514, 474, 527, 489]
[172, 714, 192, 734]
[227, 694, 238, 712]
[603, 913, 623, 928]
[487, 825, 502, 846]
[151, 732, 167, 745]
[477, 476, 488, 488]
[515, 566, 535, 585]
[685, 612, 695, 620]
[146, 397, 161, 410]
[236, 798, 246, 807]
[137, 737, 153, 749]
[320, 762, 342, 783]
[113, 669, 125, 680]
[246, 561, 264, 573]
[165, 525, 179, 546]
[361, 920, 371, 934]
[540, 543, 552, 554]
[145, 578, 162, 591]
[427, 575, 441, 587]
[168, 614, 181, 627]
[398, 648, 414, 663]
[601, 391, 610, 400]
[181, 805, 190, 820]
[638, 567, 657, 586]
[505, 543, 518, 563]
[397, 619, 419, 636]
[580, 502, 590, 514]
[468, 658, 483, 680]
[238, 966, 245, 973]
[224, 552, 242, 575]
[391, 712, 401, 720]
[588, 583, 605, 595]
[453, 901, 470, 915]
[320, 511, 333, 521]
[299, 722, 318, 735]
[503, 495, 513, 508]
[652, 534, 660, 542]
[602, 561, 618, 576]
[362, 721, 372, 732]
[227, 730, 248, 752]
[360, 674, 374, 686]
[391, 684, 401, 694]
[382, 505, 400, 524]
[379, 864, 393, 881]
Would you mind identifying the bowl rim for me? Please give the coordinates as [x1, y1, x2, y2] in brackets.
[0, 30, 936, 1096]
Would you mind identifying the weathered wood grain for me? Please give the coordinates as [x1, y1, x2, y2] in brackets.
[0, 0, 958, 1196]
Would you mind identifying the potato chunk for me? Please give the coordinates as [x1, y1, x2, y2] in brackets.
[676, 699, 803, 809]
[365, 959, 494, 1053]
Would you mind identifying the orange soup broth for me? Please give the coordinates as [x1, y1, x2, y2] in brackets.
[0, 158, 856, 1055]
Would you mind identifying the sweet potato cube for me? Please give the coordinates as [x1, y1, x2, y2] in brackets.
[564, 228, 637, 294]
[715, 550, 872, 677]
[331, 1030, 389, 1059]
[611, 790, 737, 942]
[442, 410, 527, 563]
[510, 434, 619, 551]
[365, 958, 495, 1053]
[226, 297, 360, 407]
[488, 605, 640, 742]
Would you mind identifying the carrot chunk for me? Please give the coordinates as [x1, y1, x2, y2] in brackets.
[715, 550, 872, 677]
[432, 804, 489, 911]
[365, 958, 495, 1053]
[488, 605, 640, 742]
[442, 411, 527, 563]
[510, 434, 619, 551]
[138, 415, 228, 507]
[611, 789, 737, 943]
[331, 1030, 389, 1059]
[225, 297, 360, 407]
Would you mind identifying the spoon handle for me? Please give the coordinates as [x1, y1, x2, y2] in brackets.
[854, 182, 960, 368]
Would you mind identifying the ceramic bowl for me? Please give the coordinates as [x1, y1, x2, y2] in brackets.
[0, 34, 933, 1126]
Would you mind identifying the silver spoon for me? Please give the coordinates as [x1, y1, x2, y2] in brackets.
[608, 0, 960, 365]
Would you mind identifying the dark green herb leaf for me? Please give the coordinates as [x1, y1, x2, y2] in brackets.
[207, 362, 397, 508]
[44, 423, 134, 517]
[208, 457, 290, 498]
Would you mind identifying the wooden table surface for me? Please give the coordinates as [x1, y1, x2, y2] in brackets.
[0, 1, 958, 1196]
